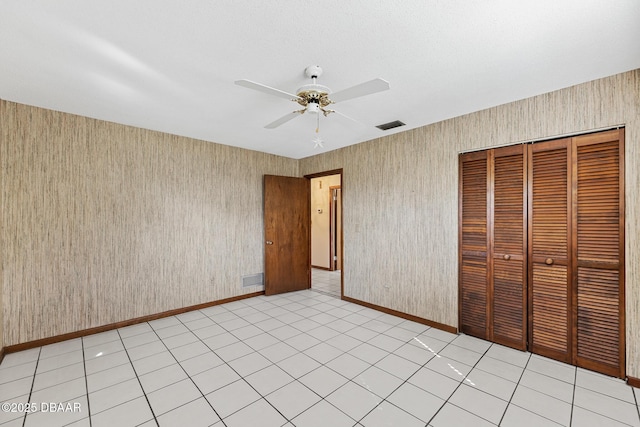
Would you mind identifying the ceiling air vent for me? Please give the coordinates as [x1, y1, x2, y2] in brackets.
[376, 120, 406, 131]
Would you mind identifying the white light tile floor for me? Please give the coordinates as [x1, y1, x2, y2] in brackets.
[1, 289, 639, 427]
[311, 268, 341, 297]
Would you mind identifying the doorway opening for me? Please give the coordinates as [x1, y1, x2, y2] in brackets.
[306, 169, 343, 298]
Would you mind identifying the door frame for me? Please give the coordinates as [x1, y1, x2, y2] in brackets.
[329, 185, 342, 271]
[305, 169, 344, 297]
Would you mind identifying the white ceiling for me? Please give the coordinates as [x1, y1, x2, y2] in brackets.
[1, 1, 639, 159]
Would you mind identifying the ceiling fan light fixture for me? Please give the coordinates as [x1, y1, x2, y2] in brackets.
[306, 101, 320, 114]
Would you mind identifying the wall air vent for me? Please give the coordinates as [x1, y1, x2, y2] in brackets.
[242, 273, 264, 288]
[376, 120, 406, 131]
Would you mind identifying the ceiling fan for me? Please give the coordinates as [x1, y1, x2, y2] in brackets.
[235, 65, 390, 130]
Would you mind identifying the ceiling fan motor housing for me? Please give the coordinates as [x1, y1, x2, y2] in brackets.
[296, 84, 332, 108]
[296, 65, 332, 109]
[305, 65, 323, 79]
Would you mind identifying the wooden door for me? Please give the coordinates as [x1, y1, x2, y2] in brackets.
[459, 151, 489, 340]
[528, 130, 625, 376]
[491, 145, 527, 350]
[459, 147, 527, 348]
[264, 175, 310, 295]
[461, 130, 625, 377]
[573, 129, 625, 378]
[528, 138, 572, 363]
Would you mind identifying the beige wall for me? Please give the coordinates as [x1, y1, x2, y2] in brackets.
[300, 69, 640, 378]
[0, 100, 298, 346]
[0, 151, 2, 349]
[311, 174, 341, 268]
[0, 124, 3, 350]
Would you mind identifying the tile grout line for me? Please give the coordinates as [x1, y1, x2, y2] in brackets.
[208, 301, 319, 424]
[501, 355, 626, 426]
[190, 291, 390, 425]
[81, 337, 93, 427]
[570, 383, 640, 425]
[8, 290, 638, 427]
[423, 339, 496, 426]
[296, 296, 420, 424]
[499, 352, 582, 426]
[634, 386, 640, 422]
[214, 298, 317, 424]
[309, 288, 339, 298]
[216, 289, 360, 423]
[272, 313, 459, 425]
[217, 292, 369, 424]
[496, 349, 532, 426]
[276, 294, 398, 423]
[5, 307, 442, 427]
[574, 370, 640, 405]
[343, 330, 444, 425]
[292, 292, 461, 425]
[513, 358, 637, 426]
[300, 317, 430, 425]
[116, 327, 160, 427]
[22, 347, 41, 427]
[182, 302, 307, 425]
[178, 299, 331, 423]
[147, 317, 229, 427]
[569, 364, 577, 426]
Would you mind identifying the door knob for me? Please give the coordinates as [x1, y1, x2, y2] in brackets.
[503, 254, 511, 260]
[545, 258, 554, 265]
[266, 240, 273, 245]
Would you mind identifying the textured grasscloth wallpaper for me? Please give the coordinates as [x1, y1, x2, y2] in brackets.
[0, 132, 2, 349]
[299, 70, 640, 378]
[0, 102, 298, 346]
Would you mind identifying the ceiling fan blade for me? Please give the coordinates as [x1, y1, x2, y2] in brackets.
[235, 79, 302, 101]
[330, 109, 368, 127]
[265, 111, 302, 129]
[330, 78, 390, 103]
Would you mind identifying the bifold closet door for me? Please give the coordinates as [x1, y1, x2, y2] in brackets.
[528, 139, 572, 363]
[491, 145, 527, 350]
[462, 130, 624, 377]
[573, 129, 625, 378]
[459, 146, 526, 349]
[459, 151, 489, 340]
[528, 130, 625, 377]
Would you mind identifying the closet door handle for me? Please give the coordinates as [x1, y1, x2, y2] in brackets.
[503, 254, 511, 261]
[545, 258, 554, 265]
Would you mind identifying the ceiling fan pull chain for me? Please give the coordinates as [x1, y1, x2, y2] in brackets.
[316, 112, 320, 133]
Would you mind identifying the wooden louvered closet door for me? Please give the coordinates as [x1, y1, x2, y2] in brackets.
[460, 129, 624, 377]
[527, 130, 625, 376]
[459, 151, 489, 340]
[491, 145, 527, 350]
[528, 139, 572, 363]
[459, 146, 527, 349]
[573, 129, 625, 378]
